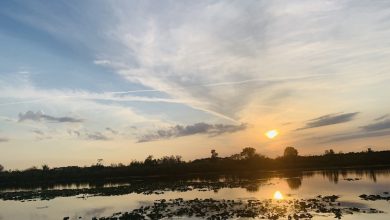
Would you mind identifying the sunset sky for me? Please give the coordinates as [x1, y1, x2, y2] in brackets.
[1, 0, 390, 169]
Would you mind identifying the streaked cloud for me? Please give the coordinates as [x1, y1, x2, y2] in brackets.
[31, 129, 44, 135]
[318, 130, 390, 143]
[312, 118, 390, 143]
[93, 60, 111, 65]
[138, 122, 248, 142]
[360, 119, 390, 132]
[67, 129, 81, 137]
[0, 137, 9, 142]
[106, 127, 118, 135]
[18, 111, 83, 123]
[297, 112, 359, 130]
[86, 132, 110, 141]
[30, 129, 52, 141]
[374, 114, 389, 121]
[67, 129, 109, 141]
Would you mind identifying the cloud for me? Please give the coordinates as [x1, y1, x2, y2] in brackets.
[4, 1, 390, 125]
[32, 129, 44, 135]
[67, 129, 81, 137]
[2, 0, 390, 152]
[137, 122, 247, 142]
[90, 1, 328, 120]
[374, 114, 389, 121]
[67, 129, 110, 141]
[317, 130, 390, 143]
[93, 60, 111, 65]
[86, 132, 110, 141]
[0, 137, 9, 142]
[297, 112, 359, 130]
[311, 118, 390, 143]
[18, 111, 83, 123]
[31, 129, 52, 141]
[89, 0, 390, 123]
[106, 127, 118, 134]
[360, 119, 390, 132]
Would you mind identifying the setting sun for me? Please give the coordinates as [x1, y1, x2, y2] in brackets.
[273, 191, 284, 200]
[265, 130, 279, 139]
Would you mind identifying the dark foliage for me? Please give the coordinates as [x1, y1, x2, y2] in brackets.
[284, 146, 298, 157]
[1, 147, 390, 187]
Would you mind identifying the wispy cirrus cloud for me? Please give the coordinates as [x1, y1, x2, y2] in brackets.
[297, 112, 359, 130]
[92, 0, 390, 123]
[18, 111, 83, 123]
[0, 85, 238, 123]
[138, 122, 248, 142]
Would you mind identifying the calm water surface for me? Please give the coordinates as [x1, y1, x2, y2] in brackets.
[0, 169, 389, 219]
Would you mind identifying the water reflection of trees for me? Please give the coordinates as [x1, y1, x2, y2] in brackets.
[282, 169, 390, 189]
[281, 171, 312, 190]
[1, 169, 389, 194]
[0, 170, 316, 192]
[320, 169, 390, 183]
[286, 177, 302, 190]
[2, 169, 390, 201]
[244, 183, 260, 192]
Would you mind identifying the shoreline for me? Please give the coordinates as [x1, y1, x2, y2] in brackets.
[1, 165, 389, 190]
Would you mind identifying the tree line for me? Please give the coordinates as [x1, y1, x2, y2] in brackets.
[0, 147, 390, 187]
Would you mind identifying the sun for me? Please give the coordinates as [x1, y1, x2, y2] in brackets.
[273, 191, 284, 200]
[265, 129, 279, 139]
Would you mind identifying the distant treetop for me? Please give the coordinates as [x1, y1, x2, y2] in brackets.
[284, 147, 298, 157]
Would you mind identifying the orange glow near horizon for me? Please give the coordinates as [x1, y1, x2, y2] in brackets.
[265, 129, 279, 139]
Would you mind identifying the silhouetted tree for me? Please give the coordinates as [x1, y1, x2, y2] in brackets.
[26, 166, 38, 171]
[0, 164, 4, 172]
[230, 154, 241, 160]
[211, 149, 218, 159]
[158, 155, 183, 165]
[284, 147, 298, 157]
[97, 159, 104, 166]
[240, 147, 256, 159]
[144, 155, 156, 166]
[325, 149, 335, 155]
[41, 164, 50, 171]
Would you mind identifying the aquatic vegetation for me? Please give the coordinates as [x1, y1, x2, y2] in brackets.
[94, 196, 383, 220]
[359, 193, 390, 201]
[343, 178, 361, 181]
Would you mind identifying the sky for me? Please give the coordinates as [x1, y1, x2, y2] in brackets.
[0, 0, 390, 169]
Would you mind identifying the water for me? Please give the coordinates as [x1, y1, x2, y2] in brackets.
[0, 169, 389, 219]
